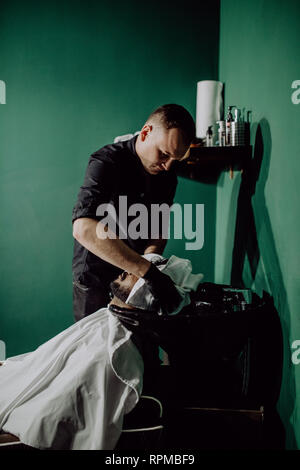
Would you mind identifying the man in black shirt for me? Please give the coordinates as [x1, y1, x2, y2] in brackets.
[72, 104, 195, 322]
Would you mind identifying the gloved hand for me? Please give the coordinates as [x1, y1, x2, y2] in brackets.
[142, 262, 182, 314]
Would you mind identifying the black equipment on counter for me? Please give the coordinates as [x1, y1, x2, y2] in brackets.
[109, 283, 283, 409]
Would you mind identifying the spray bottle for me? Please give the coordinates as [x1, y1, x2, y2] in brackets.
[206, 125, 213, 147]
[225, 105, 236, 146]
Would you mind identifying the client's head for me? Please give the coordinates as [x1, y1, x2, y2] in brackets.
[109, 258, 168, 309]
[109, 271, 139, 307]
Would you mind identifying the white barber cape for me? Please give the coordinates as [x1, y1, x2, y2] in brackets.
[0, 309, 144, 450]
[0, 254, 203, 450]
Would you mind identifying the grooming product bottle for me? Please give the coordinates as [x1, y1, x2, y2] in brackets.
[217, 120, 226, 146]
[243, 110, 251, 146]
[206, 125, 213, 147]
[234, 108, 241, 122]
[225, 105, 235, 146]
[231, 107, 246, 146]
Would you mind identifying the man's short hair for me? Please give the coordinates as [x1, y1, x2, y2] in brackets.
[146, 104, 196, 146]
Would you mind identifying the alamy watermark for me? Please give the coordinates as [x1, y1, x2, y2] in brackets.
[0, 80, 6, 104]
[291, 80, 300, 104]
[291, 340, 300, 365]
[96, 196, 204, 251]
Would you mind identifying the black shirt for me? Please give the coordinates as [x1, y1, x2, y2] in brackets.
[72, 136, 178, 289]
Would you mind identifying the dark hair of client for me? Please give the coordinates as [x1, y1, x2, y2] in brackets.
[147, 104, 196, 146]
[109, 259, 168, 304]
[152, 258, 168, 267]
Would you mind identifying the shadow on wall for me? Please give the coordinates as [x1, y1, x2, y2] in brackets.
[230, 122, 263, 286]
[229, 119, 297, 448]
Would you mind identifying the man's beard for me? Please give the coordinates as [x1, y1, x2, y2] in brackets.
[109, 279, 131, 303]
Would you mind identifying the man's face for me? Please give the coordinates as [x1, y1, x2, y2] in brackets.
[109, 271, 139, 303]
[136, 125, 190, 175]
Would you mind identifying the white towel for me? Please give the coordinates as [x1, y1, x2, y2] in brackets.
[125, 253, 204, 315]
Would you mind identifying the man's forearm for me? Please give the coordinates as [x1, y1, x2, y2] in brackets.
[73, 218, 150, 277]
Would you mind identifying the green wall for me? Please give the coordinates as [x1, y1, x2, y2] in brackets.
[0, 0, 219, 356]
[217, 0, 300, 449]
[1, 0, 298, 451]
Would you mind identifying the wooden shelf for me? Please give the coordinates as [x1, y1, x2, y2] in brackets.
[174, 145, 252, 183]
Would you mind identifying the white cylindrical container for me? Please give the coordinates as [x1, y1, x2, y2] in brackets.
[196, 80, 224, 140]
[230, 122, 246, 146]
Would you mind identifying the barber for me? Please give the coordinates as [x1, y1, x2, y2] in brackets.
[72, 104, 195, 322]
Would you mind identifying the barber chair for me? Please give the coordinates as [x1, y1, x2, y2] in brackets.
[111, 283, 283, 450]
